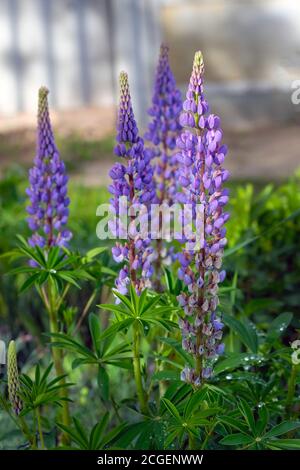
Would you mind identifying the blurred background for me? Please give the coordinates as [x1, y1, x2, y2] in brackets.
[0, 0, 300, 335]
[1, 3, 300, 447]
[0, 0, 299, 183]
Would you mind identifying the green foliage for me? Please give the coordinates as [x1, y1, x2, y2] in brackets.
[19, 364, 72, 415]
[1, 168, 300, 450]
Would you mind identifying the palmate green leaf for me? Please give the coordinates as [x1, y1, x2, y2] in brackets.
[85, 247, 107, 260]
[220, 433, 253, 446]
[152, 355, 182, 370]
[47, 332, 97, 360]
[255, 405, 269, 436]
[101, 422, 127, 448]
[266, 439, 300, 450]
[223, 313, 258, 353]
[111, 290, 135, 313]
[98, 367, 110, 401]
[97, 318, 134, 342]
[140, 293, 162, 315]
[73, 417, 89, 447]
[9, 266, 39, 275]
[99, 266, 117, 277]
[19, 273, 41, 293]
[218, 415, 249, 434]
[163, 382, 192, 407]
[142, 306, 179, 319]
[100, 303, 134, 317]
[183, 388, 209, 418]
[151, 370, 180, 382]
[164, 268, 174, 293]
[89, 412, 109, 449]
[238, 398, 256, 432]
[266, 312, 293, 343]
[56, 271, 81, 289]
[102, 341, 131, 360]
[56, 422, 88, 449]
[89, 313, 101, 355]
[214, 353, 250, 375]
[47, 246, 61, 268]
[72, 358, 97, 369]
[104, 359, 132, 370]
[161, 398, 182, 423]
[164, 428, 181, 448]
[113, 421, 148, 448]
[264, 421, 300, 438]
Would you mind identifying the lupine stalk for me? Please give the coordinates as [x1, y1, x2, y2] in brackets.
[109, 72, 156, 298]
[109, 72, 156, 414]
[7, 340, 22, 415]
[26, 88, 71, 441]
[145, 44, 182, 281]
[26, 87, 72, 248]
[176, 52, 230, 386]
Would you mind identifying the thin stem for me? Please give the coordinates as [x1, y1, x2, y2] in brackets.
[286, 364, 299, 417]
[132, 321, 148, 415]
[36, 408, 45, 449]
[201, 421, 217, 449]
[73, 289, 97, 336]
[47, 281, 71, 444]
[188, 433, 196, 450]
[55, 283, 71, 312]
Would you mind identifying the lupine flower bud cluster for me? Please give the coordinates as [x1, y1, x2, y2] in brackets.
[109, 72, 156, 298]
[7, 340, 22, 415]
[26, 87, 72, 248]
[145, 44, 182, 205]
[176, 51, 229, 386]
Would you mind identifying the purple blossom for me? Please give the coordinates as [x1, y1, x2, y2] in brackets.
[145, 44, 182, 204]
[26, 87, 72, 248]
[144, 44, 182, 283]
[110, 72, 156, 300]
[176, 52, 230, 386]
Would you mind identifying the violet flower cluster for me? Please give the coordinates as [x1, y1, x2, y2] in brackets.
[109, 72, 156, 298]
[145, 44, 182, 205]
[144, 44, 182, 278]
[26, 87, 72, 248]
[176, 51, 230, 385]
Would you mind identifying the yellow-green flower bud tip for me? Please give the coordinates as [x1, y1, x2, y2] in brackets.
[193, 51, 204, 68]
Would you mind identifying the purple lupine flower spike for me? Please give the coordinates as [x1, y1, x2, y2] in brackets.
[145, 44, 182, 204]
[177, 51, 230, 386]
[110, 72, 156, 301]
[145, 44, 182, 283]
[26, 87, 72, 248]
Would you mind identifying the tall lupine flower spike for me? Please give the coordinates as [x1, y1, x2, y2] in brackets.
[145, 44, 182, 204]
[145, 44, 182, 281]
[109, 72, 156, 299]
[26, 87, 72, 248]
[7, 340, 22, 415]
[176, 51, 230, 386]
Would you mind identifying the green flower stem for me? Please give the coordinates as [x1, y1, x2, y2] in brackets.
[36, 408, 45, 449]
[286, 364, 299, 417]
[201, 420, 217, 449]
[19, 416, 35, 448]
[132, 322, 148, 415]
[188, 433, 196, 450]
[47, 281, 71, 444]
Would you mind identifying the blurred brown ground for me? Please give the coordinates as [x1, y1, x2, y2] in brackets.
[0, 106, 299, 185]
